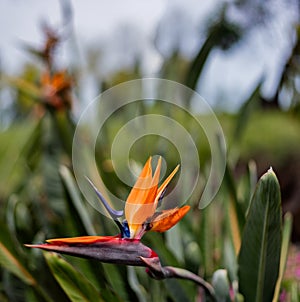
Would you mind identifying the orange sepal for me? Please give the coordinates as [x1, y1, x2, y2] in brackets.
[46, 235, 120, 245]
[150, 205, 190, 232]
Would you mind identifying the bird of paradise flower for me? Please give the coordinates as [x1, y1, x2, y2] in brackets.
[26, 157, 215, 299]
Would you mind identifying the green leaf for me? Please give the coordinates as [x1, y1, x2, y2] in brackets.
[223, 237, 238, 282]
[0, 225, 54, 302]
[45, 252, 104, 302]
[166, 225, 184, 262]
[223, 163, 245, 233]
[272, 212, 293, 302]
[127, 266, 147, 302]
[102, 263, 130, 301]
[51, 111, 75, 155]
[5, 75, 42, 100]
[165, 279, 191, 302]
[184, 19, 241, 98]
[234, 80, 262, 141]
[238, 168, 282, 302]
[199, 204, 214, 277]
[59, 165, 96, 236]
[0, 119, 41, 197]
[0, 222, 35, 285]
[183, 34, 215, 108]
[290, 282, 300, 302]
[0, 242, 35, 286]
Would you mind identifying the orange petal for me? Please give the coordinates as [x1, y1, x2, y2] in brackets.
[125, 157, 161, 233]
[125, 157, 153, 206]
[154, 164, 179, 207]
[148, 157, 161, 202]
[150, 205, 190, 232]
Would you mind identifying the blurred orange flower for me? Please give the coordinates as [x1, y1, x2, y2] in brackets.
[41, 71, 73, 110]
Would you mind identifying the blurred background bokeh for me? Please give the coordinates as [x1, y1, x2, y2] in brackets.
[0, 0, 300, 301]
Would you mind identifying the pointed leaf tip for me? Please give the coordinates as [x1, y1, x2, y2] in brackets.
[263, 167, 278, 180]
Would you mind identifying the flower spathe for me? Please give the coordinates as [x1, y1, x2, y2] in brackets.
[27, 236, 157, 266]
[26, 157, 190, 266]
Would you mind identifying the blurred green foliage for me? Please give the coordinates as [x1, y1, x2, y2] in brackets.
[1, 3, 300, 301]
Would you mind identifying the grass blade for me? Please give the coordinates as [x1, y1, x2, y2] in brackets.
[272, 212, 293, 302]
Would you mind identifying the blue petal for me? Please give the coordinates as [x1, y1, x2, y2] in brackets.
[121, 220, 131, 238]
[86, 177, 124, 219]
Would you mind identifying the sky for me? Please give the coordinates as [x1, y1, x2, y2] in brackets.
[0, 0, 299, 111]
